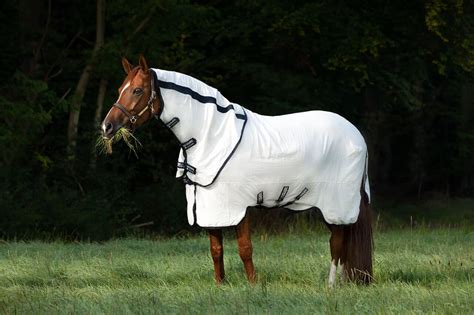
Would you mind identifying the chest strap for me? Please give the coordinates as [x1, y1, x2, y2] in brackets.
[165, 117, 180, 128]
[182, 138, 197, 150]
[177, 162, 196, 174]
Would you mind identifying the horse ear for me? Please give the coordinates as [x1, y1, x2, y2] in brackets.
[122, 57, 132, 74]
[139, 55, 149, 72]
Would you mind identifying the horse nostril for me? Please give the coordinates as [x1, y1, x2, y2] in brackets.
[105, 122, 113, 132]
[103, 122, 114, 137]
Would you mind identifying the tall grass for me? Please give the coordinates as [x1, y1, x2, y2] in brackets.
[0, 229, 472, 314]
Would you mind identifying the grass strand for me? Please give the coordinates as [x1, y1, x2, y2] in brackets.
[96, 128, 142, 157]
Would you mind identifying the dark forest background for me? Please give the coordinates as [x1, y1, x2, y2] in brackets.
[1, 0, 473, 239]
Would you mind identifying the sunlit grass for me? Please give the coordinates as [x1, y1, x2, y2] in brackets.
[0, 229, 472, 314]
[96, 128, 142, 157]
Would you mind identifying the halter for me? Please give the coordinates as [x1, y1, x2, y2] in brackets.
[113, 70, 159, 124]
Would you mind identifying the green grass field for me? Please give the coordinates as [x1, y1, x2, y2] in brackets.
[0, 228, 473, 314]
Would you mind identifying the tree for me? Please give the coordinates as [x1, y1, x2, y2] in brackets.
[67, 0, 105, 161]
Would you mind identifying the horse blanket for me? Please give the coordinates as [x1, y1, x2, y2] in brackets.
[153, 68, 370, 227]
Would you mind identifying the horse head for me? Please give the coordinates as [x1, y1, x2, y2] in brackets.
[101, 55, 159, 140]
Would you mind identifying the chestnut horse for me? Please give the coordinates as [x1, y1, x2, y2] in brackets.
[101, 56, 373, 287]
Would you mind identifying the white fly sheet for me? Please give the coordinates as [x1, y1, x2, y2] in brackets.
[154, 68, 370, 227]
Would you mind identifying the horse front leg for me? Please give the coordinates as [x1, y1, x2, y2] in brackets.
[208, 229, 225, 284]
[236, 213, 256, 283]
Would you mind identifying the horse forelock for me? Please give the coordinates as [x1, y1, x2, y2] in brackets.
[121, 67, 151, 90]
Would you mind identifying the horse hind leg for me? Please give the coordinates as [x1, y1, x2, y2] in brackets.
[328, 225, 346, 289]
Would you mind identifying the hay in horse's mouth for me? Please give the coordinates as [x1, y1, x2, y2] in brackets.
[96, 128, 142, 156]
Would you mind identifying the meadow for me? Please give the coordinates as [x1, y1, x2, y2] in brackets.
[0, 226, 473, 314]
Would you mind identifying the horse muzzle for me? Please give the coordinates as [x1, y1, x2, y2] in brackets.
[101, 119, 117, 139]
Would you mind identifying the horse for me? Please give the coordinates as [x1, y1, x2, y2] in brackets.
[101, 55, 373, 287]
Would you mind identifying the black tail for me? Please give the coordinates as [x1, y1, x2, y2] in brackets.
[343, 188, 373, 284]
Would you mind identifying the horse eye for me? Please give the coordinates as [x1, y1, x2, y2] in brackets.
[133, 88, 143, 95]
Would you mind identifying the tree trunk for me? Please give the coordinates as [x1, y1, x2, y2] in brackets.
[19, 0, 44, 75]
[67, 0, 106, 160]
[90, 78, 108, 170]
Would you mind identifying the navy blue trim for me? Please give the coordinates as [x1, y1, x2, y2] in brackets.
[191, 184, 197, 226]
[189, 109, 248, 188]
[158, 80, 245, 120]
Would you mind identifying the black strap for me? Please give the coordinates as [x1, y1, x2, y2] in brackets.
[177, 162, 196, 174]
[295, 187, 309, 200]
[157, 81, 246, 120]
[277, 186, 289, 202]
[113, 102, 135, 121]
[257, 191, 264, 205]
[165, 117, 180, 128]
[182, 138, 197, 150]
[182, 175, 192, 184]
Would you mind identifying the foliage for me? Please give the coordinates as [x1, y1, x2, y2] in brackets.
[0, 0, 473, 239]
[0, 229, 473, 313]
